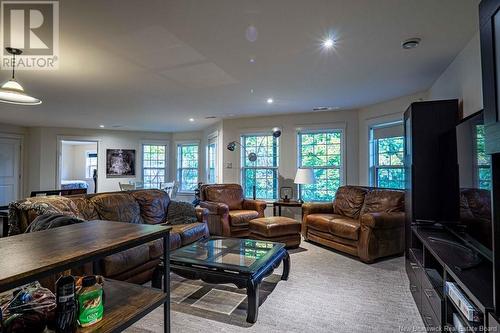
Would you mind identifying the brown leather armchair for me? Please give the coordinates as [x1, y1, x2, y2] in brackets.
[199, 184, 267, 237]
[302, 185, 405, 263]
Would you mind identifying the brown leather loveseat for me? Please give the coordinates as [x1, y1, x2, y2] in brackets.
[199, 184, 267, 237]
[8, 189, 209, 284]
[302, 185, 405, 263]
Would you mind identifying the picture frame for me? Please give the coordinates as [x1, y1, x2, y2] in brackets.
[106, 149, 136, 177]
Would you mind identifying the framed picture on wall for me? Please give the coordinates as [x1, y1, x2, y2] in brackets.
[106, 149, 136, 177]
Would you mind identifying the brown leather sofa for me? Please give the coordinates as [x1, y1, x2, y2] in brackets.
[8, 189, 209, 284]
[199, 184, 267, 237]
[460, 188, 492, 249]
[302, 185, 405, 263]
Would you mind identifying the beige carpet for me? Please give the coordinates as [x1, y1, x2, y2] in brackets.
[126, 240, 425, 333]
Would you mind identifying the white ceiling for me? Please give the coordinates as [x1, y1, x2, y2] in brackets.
[0, 0, 479, 132]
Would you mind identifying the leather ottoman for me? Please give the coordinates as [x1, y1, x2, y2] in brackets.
[249, 216, 301, 249]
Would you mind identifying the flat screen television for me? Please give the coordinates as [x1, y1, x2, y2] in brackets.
[451, 110, 492, 261]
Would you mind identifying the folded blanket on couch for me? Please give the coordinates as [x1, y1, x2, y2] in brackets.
[25, 213, 85, 233]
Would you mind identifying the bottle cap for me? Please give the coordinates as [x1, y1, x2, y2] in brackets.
[82, 275, 96, 287]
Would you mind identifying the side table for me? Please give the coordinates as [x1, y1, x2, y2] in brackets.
[272, 200, 302, 217]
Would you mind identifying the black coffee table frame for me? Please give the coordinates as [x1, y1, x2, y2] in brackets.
[153, 244, 290, 323]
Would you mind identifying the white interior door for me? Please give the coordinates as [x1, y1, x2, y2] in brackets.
[0, 137, 21, 206]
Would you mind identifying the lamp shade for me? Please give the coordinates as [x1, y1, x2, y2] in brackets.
[294, 168, 315, 184]
[0, 79, 41, 105]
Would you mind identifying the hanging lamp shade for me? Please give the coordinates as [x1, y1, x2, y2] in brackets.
[0, 47, 41, 105]
[0, 79, 41, 105]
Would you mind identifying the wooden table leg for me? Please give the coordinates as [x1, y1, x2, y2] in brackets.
[246, 280, 260, 323]
[273, 204, 277, 216]
[281, 251, 290, 281]
[163, 234, 170, 333]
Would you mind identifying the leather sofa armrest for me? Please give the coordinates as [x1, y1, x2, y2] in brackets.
[360, 211, 405, 229]
[302, 202, 334, 219]
[242, 200, 267, 217]
[195, 206, 209, 223]
[199, 201, 229, 215]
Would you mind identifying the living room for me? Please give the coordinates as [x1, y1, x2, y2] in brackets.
[0, 1, 497, 332]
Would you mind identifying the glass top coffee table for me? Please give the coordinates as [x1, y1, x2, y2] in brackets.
[163, 237, 290, 323]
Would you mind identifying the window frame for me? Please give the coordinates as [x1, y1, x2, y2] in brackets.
[176, 141, 200, 193]
[472, 123, 491, 190]
[239, 132, 280, 200]
[206, 132, 219, 184]
[296, 127, 345, 202]
[369, 121, 404, 189]
[85, 150, 98, 179]
[141, 141, 168, 189]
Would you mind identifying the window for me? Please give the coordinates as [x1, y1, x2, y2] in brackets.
[142, 144, 167, 189]
[475, 124, 491, 189]
[370, 123, 404, 189]
[241, 134, 279, 200]
[207, 135, 218, 183]
[298, 130, 343, 201]
[85, 151, 97, 178]
[177, 143, 199, 192]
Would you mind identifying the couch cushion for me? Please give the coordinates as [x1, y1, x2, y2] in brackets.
[69, 197, 99, 220]
[149, 232, 182, 259]
[228, 210, 259, 227]
[129, 189, 169, 224]
[360, 189, 404, 216]
[306, 213, 338, 233]
[102, 244, 150, 277]
[334, 186, 368, 219]
[171, 222, 209, 245]
[89, 192, 142, 224]
[202, 184, 244, 210]
[329, 216, 360, 241]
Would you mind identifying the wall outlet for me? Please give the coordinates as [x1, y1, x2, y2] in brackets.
[226, 162, 232, 169]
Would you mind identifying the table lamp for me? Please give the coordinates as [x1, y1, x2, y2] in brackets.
[294, 168, 315, 203]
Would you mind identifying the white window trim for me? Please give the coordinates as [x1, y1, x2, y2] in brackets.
[206, 131, 219, 184]
[85, 150, 98, 179]
[176, 140, 200, 194]
[141, 140, 169, 189]
[368, 121, 404, 188]
[296, 126, 346, 202]
[238, 129, 280, 201]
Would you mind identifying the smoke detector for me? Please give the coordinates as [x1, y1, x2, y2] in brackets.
[402, 38, 421, 50]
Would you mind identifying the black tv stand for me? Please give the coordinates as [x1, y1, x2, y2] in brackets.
[407, 226, 494, 331]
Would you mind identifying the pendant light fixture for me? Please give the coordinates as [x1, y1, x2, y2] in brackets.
[0, 47, 41, 105]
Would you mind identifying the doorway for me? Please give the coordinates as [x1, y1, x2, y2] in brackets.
[0, 136, 22, 206]
[59, 140, 99, 194]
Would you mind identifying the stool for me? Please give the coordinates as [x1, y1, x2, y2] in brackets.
[249, 216, 301, 249]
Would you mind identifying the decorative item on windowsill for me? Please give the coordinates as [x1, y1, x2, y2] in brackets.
[226, 127, 282, 200]
[280, 186, 293, 202]
[294, 168, 315, 203]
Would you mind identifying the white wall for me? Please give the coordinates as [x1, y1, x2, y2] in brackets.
[29, 127, 173, 193]
[357, 91, 428, 186]
[429, 32, 483, 118]
[220, 110, 360, 196]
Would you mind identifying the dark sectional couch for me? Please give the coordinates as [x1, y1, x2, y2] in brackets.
[9, 189, 209, 284]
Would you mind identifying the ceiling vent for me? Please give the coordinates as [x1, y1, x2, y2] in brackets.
[313, 106, 339, 112]
[205, 116, 217, 119]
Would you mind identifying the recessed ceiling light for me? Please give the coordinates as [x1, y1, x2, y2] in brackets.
[266, 98, 274, 104]
[99, 124, 105, 128]
[322, 38, 335, 49]
[249, 57, 255, 63]
[250, 89, 254, 94]
[402, 38, 421, 50]
[189, 118, 195, 122]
